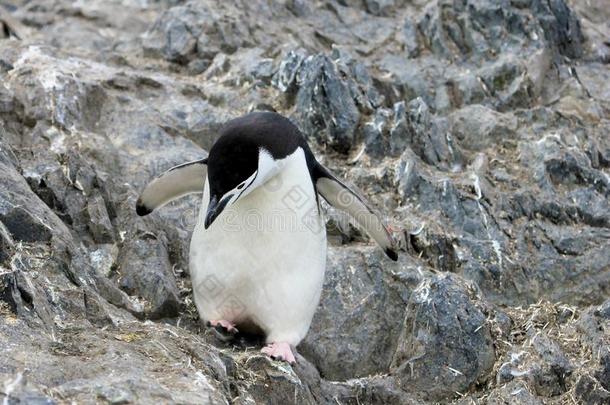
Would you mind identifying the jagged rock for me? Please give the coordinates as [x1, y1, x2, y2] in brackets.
[336, 0, 408, 17]
[0, 162, 68, 244]
[528, 333, 573, 396]
[272, 48, 308, 93]
[363, 106, 393, 158]
[401, 18, 420, 58]
[115, 233, 181, 319]
[405, 97, 462, 170]
[277, 46, 385, 153]
[365, 97, 463, 166]
[85, 191, 114, 244]
[418, 0, 583, 61]
[574, 300, 610, 402]
[322, 375, 420, 404]
[0, 0, 606, 403]
[575, 374, 610, 405]
[294, 53, 361, 153]
[448, 105, 518, 152]
[143, 2, 248, 66]
[0, 220, 13, 264]
[300, 246, 417, 380]
[391, 274, 496, 401]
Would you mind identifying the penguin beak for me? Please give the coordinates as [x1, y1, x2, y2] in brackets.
[204, 194, 232, 229]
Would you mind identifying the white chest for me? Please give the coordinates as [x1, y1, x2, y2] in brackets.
[189, 149, 327, 345]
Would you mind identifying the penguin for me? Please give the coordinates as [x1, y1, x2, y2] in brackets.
[136, 112, 397, 364]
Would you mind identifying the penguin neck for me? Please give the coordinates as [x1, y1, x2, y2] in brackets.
[198, 148, 317, 227]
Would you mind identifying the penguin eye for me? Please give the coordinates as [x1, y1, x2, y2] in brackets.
[237, 182, 245, 190]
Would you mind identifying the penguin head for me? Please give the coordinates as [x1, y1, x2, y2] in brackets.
[203, 112, 304, 229]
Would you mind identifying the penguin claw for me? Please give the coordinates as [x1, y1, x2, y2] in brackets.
[206, 320, 238, 341]
[261, 342, 296, 364]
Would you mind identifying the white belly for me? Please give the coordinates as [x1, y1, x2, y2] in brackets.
[189, 150, 326, 345]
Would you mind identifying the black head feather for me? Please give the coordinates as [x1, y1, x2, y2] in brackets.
[207, 112, 310, 198]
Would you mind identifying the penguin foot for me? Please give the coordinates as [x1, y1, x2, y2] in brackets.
[207, 319, 238, 341]
[261, 342, 296, 364]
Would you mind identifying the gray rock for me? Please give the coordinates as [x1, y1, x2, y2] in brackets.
[575, 374, 610, 405]
[366, 96, 463, 165]
[280, 46, 385, 153]
[143, 2, 248, 66]
[401, 18, 421, 58]
[528, 333, 573, 396]
[0, 220, 14, 264]
[574, 301, 610, 402]
[115, 233, 181, 319]
[85, 191, 114, 243]
[363, 106, 393, 158]
[273, 48, 308, 93]
[418, 0, 583, 61]
[300, 246, 415, 380]
[405, 97, 462, 170]
[0, 162, 68, 244]
[294, 53, 361, 153]
[391, 274, 496, 401]
[364, 0, 395, 16]
[0, 0, 606, 403]
[449, 105, 517, 152]
[322, 375, 421, 404]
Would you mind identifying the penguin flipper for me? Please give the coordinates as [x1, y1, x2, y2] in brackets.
[313, 164, 398, 261]
[136, 158, 207, 216]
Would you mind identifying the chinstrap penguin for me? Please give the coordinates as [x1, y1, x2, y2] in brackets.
[136, 112, 398, 364]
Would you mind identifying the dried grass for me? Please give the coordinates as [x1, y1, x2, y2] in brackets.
[455, 300, 605, 404]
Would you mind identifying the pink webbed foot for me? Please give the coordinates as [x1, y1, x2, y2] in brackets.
[206, 319, 238, 341]
[261, 342, 296, 364]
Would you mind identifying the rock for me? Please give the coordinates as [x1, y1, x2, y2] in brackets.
[115, 233, 181, 319]
[0, 162, 68, 244]
[272, 48, 308, 93]
[85, 191, 114, 243]
[391, 274, 496, 401]
[282, 46, 385, 153]
[448, 105, 517, 152]
[576, 63, 610, 104]
[322, 375, 420, 404]
[143, 2, 248, 66]
[365, 96, 463, 165]
[0, 0, 606, 402]
[294, 53, 361, 153]
[0, 220, 14, 264]
[418, 0, 583, 61]
[528, 333, 573, 397]
[535, 0, 584, 59]
[0, 321, 230, 404]
[364, 0, 395, 16]
[363, 106, 393, 158]
[235, 355, 319, 404]
[300, 246, 416, 380]
[574, 300, 610, 402]
[596, 300, 610, 320]
[575, 374, 610, 405]
[405, 97, 462, 170]
[401, 18, 420, 58]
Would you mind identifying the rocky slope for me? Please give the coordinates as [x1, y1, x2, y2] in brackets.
[0, 0, 608, 403]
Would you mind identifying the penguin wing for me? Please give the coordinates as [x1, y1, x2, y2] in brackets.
[313, 163, 398, 261]
[136, 158, 207, 216]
